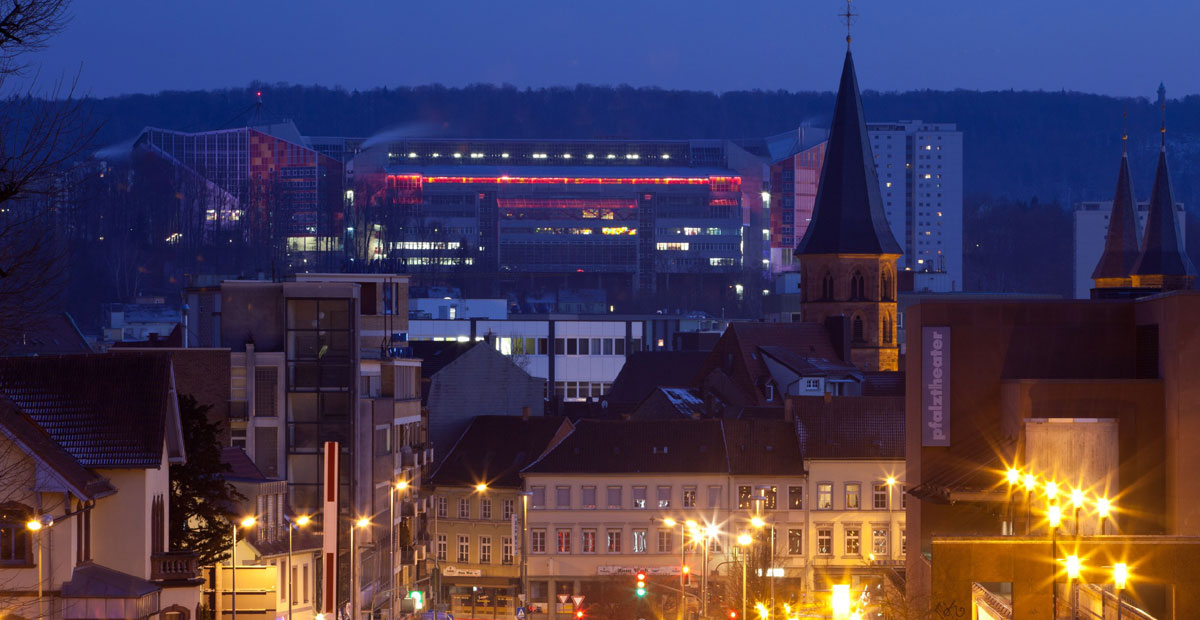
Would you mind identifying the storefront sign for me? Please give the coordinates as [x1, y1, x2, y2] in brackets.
[921, 326, 950, 446]
[443, 566, 483, 577]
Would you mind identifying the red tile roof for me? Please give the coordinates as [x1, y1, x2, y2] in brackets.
[0, 395, 115, 499]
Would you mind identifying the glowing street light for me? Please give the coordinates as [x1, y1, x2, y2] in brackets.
[1048, 504, 1062, 529]
[1066, 555, 1081, 579]
[662, 518, 676, 528]
[887, 475, 898, 487]
[1045, 481, 1058, 501]
[737, 533, 753, 546]
[396, 480, 409, 491]
[750, 516, 766, 529]
[1113, 563, 1128, 590]
[1023, 474, 1037, 492]
[831, 584, 851, 620]
[1070, 489, 1085, 509]
[475, 483, 488, 492]
[232, 515, 257, 620]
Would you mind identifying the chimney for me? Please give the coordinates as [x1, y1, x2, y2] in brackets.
[522, 406, 531, 421]
[783, 398, 794, 423]
[823, 391, 832, 404]
[824, 315, 852, 362]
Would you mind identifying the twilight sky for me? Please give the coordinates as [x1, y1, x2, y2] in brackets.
[27, 0, 1200, 98]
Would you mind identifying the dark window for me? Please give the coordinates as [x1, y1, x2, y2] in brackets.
[852, 316, 865, 343]
[0, 505, 33, 565]
[359, 282, 377, 315]
[850, 271, 866, 300]
[567, 339, 577, 355]
[822, 272, 834, 300]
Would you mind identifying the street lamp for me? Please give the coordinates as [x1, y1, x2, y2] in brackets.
[287, 515, 312, 620]
[351, 518, 371, 620]
[1047, 506, 1060, 616]
[27, 515, 52, 620]
[1113, 563, 1128, 620]
[1097, 497, 1112, 534]
[1023, 473, 1037, 534]
[519, 491, 533, 615]
[232, 515, 256, 620]
[737, 533, 752, 620]
[830, 584, 851, 620]
[652, 517, 686, 620]
[1066, 555, 1081, 618]
[1069, 489, 1085, 535]
[475, 483, 488, 493]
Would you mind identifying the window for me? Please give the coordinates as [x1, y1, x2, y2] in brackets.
[582, 530, 597, 553]
[708, 486, 722, 508]
[737, 485, 752, 509]
[852, 315, 865, 343]
[872, 528, 888, 556]
[629, 529, 648, 555]
[481, 498, 493, 520]
[502, 499, 514, 520]
[788, 529, 803, 555]
[873, 484, 888, 510]
[291, 565, 298, 604]
[657, 530, 672, 553]
[901, 531, 907, 555]
[532, 486, 546, 509]
[458, 498, 470, 519]
[817, 528, 832, 555]
[582, 486, 597, 509]
[436, 534, 447, 561]
[901, 491, 907, 509]
[762, 486, 777, 510]
[531, 530, 546, 554]
[607, 530, 622, 553]
[556, 486, 571, 509]
[457, 535, 470, 562]
[480, 536, 492, 564]
[556, 529, 571, 553]
[788, 486, 803, 510]
[804, 378, 820, 391]
[303, 564, 309, 603]
[683, 486, 697, 508]
[632, 486, 647, 509]
[817, 484, 833, 510]
[502, 537, 514, 564]
[436, 497, 448, 518]
[607, 486, 622, 509]
[657, 486, 671, 508]
[845, 484, 861, 510]
[845, 528, 861, 556]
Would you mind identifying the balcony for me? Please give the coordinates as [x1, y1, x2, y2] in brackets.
[400, 449, 418, 467]
[151, 551, 202, 584]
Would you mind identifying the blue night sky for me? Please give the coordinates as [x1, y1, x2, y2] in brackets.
[28, 0, 1200, 98]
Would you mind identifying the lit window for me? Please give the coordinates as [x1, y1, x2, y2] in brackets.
[845, 528, 861, 556]
[845, 484, 861, 509]
[655, 242, 689, 251]
[662, 153, 671, 159]
[582, 530, 596, 553]
[607, 529, 622, 553]
[457, 535, 469, 562]
[817, 483, 833, 510]
[817, 528, 832, 555]
[632, 529, 648, 553]
[788, 529, 803, 555]
[531, 530, 546, 554]
[873, 484, 888, 510]
[556, 529, 571, 553]
[872, 528, 888, 556]
[452, 153, 462, 158]
[788, 486, 803, 509]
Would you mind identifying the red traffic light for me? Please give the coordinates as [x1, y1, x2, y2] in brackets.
[729, 612, 737, 619]
[636, 571, 646, 581]
[576, 612, 584, 619]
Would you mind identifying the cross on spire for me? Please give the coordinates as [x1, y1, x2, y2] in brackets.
[840, 0, 858, 48]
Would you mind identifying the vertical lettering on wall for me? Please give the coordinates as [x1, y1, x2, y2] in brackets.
[921, 327, 950, 446]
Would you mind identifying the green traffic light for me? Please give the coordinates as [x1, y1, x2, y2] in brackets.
[636, 588, 646, 597]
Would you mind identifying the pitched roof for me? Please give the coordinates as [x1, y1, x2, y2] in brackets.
[0, 354, 178, 468]
[61, 563, 161, 599]
[721, 418, 806, 476]
[0, 313, 92, 356]
[522, 419, 803, 476]
[795, 51, 902, 256]
[431, 416, 572, 488]
[1132, 147, 1195, 277]
[793, 396, 904, 459]
[605, 351, 710, 407]
[0, 395, 116, 499]
[221, 446, 271, 481]
[1091, 151, 1141, 280]
[700, 322, 842, 407]
[758, 345, 859, 379]
[862, 371, 905, 397]
[629, 387, 705, 420]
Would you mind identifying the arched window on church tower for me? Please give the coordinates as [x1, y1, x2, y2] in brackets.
[852, 315, 865, 343]
[822, 272, 835, 301]
[882, 313, 893, 344]
[881, 269, 893, 302]
[850, 271, 865, 300]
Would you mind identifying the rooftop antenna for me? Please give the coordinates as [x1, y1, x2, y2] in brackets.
[254, 89, 263, 125]
[839, 0, 858, 49]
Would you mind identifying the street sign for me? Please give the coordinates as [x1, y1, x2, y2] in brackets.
[516, 608, 526, 620]
[571, 596, 585, 608]
[558, 594, 570, 604]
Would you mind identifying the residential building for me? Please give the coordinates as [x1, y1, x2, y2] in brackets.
[520, 419, 805, 620]
[793, 51, 903, 372]
[0, 312, 92, 356]
[427, 415, 574, 617]
[792, 396, 906, 593]
[184, 273, 431, 618]
[425, 342, 546, 458]
[0, 353, 203, 620]
[601, 351, 710, 418]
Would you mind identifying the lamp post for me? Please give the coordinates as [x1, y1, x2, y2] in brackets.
[1048, 505, 1061, 617]
[287, 515, 312, 620]
[1023, 474, 1036, 534]
[1005, 469, 1019, 535]
[1065, 555, 1080, 619]
[750, 513, 773, 619]
[391, 480, 410, 620]
[1097, 497, 1111, 535]
[1113, 563, 1128, 620]
[519, 491, 532, 615]
[26, 515, 52, 620]
[657, 518, 686, 620]
[350, 517, 371, 620]
[1069, 489, 1084, 536]
[232, 515, 256, 620]
[737, 533, 752, 620]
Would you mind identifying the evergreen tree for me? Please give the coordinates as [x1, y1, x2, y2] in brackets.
[170, 394, 245, 565]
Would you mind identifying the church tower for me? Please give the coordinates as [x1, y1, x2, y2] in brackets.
[1130, 90, 1196, 291]
[794, 49, 902, 372]
[1090, 123, 1140, 294]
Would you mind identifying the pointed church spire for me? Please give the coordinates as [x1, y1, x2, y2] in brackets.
[1090, 113, 1140, 286]
[1131, 88, 1196, 288]
[794, 50, 902, 256]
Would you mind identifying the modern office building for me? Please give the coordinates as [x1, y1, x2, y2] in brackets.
[348, 138, 764, 309]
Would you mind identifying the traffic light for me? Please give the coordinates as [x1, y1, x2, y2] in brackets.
[575, 611, 584, 619]
[729, 611, 738, 620]
[636, 570, 647, 597]
[681, 565, 691, 586]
